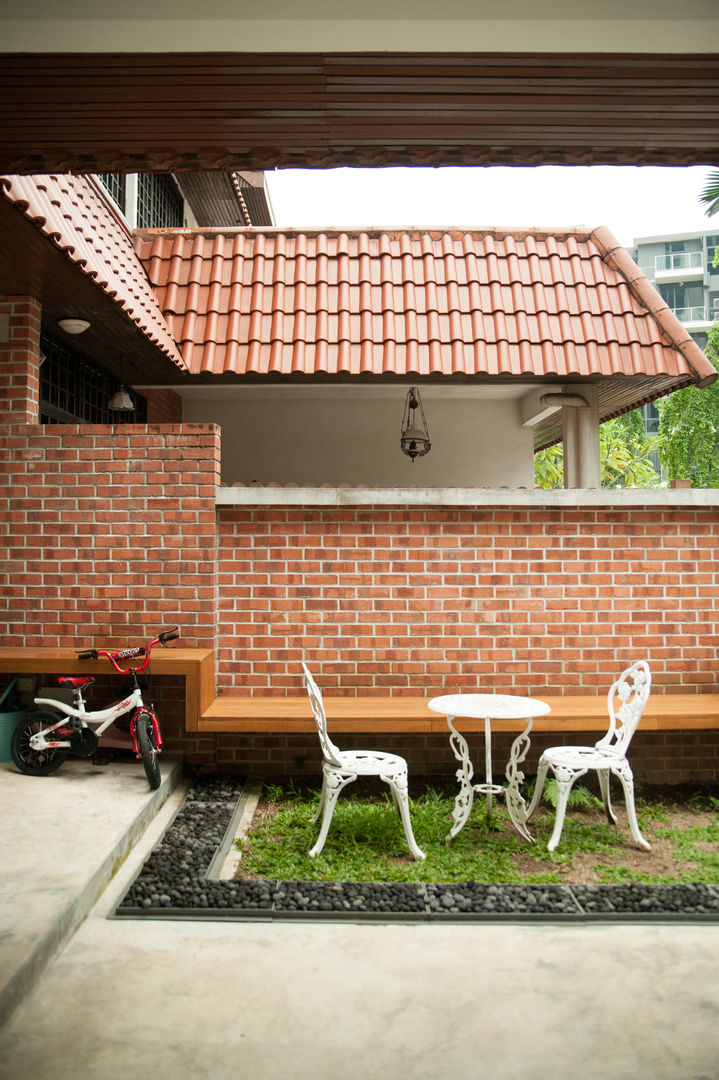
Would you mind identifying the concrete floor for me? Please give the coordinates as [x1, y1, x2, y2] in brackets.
[1, 761, 719, 1080]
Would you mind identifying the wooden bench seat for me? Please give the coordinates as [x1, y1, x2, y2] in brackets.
[0, 647, 215, 732]
[2, 647, 716, 737]
[199, 691, 719, 735]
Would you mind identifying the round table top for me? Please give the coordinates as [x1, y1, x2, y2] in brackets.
[428, 693, 551, 720]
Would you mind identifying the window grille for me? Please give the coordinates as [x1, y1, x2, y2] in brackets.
[136, 174, 183, 228]
[39, 333, 147, 425]
[97, 173, 127, 212]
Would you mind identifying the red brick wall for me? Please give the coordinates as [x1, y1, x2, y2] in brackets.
[211, 503, 719, 784]
[0, 297, 41, 425]
[0, 423, 221, 647]
[2, 437, 718, 783]
[216, 506, 719, 696]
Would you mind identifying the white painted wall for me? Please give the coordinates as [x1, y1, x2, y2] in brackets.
[180, 387, 536, 487]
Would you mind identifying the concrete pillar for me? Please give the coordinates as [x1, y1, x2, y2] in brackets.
[558, 385, 600, 489]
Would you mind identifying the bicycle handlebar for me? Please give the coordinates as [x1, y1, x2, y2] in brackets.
[76, 628, 180, 673]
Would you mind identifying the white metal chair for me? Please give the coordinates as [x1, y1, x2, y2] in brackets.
[301, 663, 425, 860]
[526, 659, 652, 852]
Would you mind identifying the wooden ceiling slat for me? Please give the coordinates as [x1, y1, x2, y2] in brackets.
[2, 51, 718, 172]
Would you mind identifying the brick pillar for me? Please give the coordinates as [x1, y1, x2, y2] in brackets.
[0, 296, 42, 425]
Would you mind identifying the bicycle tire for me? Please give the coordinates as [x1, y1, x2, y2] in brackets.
[136, 711, 161, 790]
[11, 710, 69, 776]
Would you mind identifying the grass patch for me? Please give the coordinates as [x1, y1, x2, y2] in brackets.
[234, 782, 719, 886]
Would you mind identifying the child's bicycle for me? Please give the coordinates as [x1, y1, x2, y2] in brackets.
[10, 627, 179, 790]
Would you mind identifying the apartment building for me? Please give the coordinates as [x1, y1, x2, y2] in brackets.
[630, 229, 719, 351]
[630, 228, 719, 435]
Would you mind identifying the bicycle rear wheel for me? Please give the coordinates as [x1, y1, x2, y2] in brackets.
[136, 711, 161, 790]
[11, 710, 68, 776]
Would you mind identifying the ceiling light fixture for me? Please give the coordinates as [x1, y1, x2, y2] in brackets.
[57, 318, 91, 335]
[400, 386, 431, 462]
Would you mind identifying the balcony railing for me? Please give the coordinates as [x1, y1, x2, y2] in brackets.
[655, 250, 703, 273]
[673, 305, 711, 324]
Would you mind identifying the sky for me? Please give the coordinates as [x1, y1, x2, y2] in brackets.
[266, 165, 717, 247]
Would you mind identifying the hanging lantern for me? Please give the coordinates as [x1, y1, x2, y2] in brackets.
[108, 386, 135, 411]
[400, 386, 431, 462]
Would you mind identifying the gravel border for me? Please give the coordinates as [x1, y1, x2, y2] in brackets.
[115, 775, 719, 922]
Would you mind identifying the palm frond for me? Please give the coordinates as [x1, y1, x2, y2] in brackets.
[699, 170, 719, 217]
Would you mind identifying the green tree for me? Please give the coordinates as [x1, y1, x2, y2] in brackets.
[534, 442, 563, 488]
[656, 328, 719, 487]
[534, 410, 661, 489]
[600, 414, 662, 488]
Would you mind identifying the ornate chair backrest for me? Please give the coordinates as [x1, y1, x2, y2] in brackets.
[302, 663, 343, 768]
[596, 659, 652, 757]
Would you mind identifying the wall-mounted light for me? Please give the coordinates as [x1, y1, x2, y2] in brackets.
[400, 386, 431, 462]
[57, 318, 91, 335]
[108, 387, 134, 411]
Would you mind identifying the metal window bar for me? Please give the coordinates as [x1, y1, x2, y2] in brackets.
[136, 174, 183, 228]
[97, 174, 127, 213]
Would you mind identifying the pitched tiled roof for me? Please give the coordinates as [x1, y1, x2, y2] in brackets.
[0, 174, 186, 370]
[135, 226, 715, 388]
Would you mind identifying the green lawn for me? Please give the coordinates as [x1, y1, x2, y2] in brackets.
[235, 782, 719, 886]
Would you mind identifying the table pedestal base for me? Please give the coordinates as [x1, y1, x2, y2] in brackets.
[446, 715, 534, 843]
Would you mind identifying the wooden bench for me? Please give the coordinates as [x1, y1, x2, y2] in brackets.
[0, 647, 215, 732]
[2, 647, 716, 737]
[199, 691, 719, 735]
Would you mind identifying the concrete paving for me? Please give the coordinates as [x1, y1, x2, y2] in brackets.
[1, 762, 719, 1080]
[0, 756, 182, 1030]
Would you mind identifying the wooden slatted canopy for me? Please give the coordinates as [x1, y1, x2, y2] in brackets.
[1, 52, 718, 173]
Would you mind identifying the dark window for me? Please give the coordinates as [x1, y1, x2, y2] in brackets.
[136, 174, 183, 228]
[641, 402, 660, 436]
[707, 235, 719, 274]
[658, 282, 705, 320]
[39, 333, 146, 425]
[97, 173, 127, 212]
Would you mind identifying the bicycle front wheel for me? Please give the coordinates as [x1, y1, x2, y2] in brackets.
[136, 711, 161, 790]
[11, 710, 69, 776]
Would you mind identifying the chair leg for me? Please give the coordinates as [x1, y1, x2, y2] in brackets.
[526, 757, 549, 822]
[547, 766, 578, 852]
[597, 768, 617, 824]
[614, 763, 651, 851]
[309, 772, 355, 858]
[384, 775, 426, 861]
[312, 775, 328, 824]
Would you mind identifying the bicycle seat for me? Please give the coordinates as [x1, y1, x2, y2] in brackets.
[58, 676, 95, 689]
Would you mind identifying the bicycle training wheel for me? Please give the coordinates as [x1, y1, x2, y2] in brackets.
[136, 712, 161, 790]
[11, 710, 68, 776]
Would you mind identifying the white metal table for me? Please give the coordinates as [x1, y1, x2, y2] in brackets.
[428, 693, 551, 843]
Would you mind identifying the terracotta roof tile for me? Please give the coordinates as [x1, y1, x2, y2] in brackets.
[1, 174, 185, 371]
[135, 226, 716, 387]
